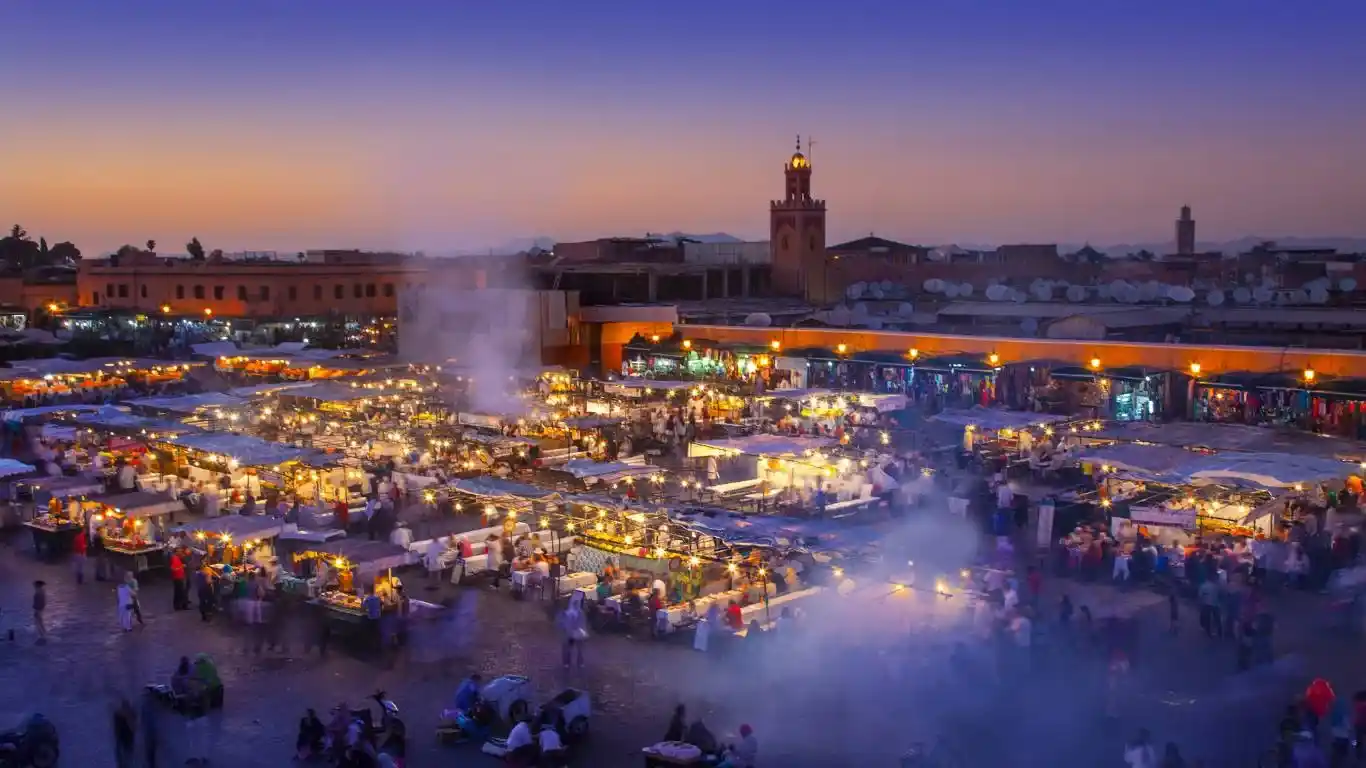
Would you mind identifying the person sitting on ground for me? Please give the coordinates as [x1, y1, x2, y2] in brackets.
[192, 653, 223, 707]
[664, 704, 687, 742]
[727, 724, 758, 768]
[538, 719, 564, 757]
[170, 656, 194, 698]
[297, 708, 326, 760]
[685, 718, 719, 755]
[449, 673, 482, 715]
[504, 716, 536, 764]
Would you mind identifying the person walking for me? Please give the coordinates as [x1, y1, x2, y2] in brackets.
[116, 577, 135, 632]
[71, 529, 88, 585]
[112, 696, 137, 768]
[32, 580, 47, 645]
[140, 689, 161, 768]
[557, 603, 588, 669]
[169, 548, 189, 611]
[124, 572, 145, 626]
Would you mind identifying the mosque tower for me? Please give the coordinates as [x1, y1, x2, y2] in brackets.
[770, 135, 827, 298]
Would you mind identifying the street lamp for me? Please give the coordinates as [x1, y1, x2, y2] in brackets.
[1189, 362, 1201, 375]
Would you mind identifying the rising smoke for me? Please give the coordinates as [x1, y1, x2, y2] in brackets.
[398, 264, 537, 416]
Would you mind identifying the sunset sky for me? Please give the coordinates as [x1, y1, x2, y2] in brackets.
[2, 1, 1363, 255]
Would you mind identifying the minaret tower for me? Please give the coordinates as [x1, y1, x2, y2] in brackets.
[1176, 205, 1196, 255]
[770, 135, 827, 298]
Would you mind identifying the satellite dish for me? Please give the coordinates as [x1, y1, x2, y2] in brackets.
[742, 312, 772, 327]
[828, 305, 852, 326]
[852, 302, 870, 318]
[1011, 289, 1028, 304]
[1021, 317, 1040, 334]
[1233, 287, 1252, 304]
[943, 283, 960, 299]
[896, 302, 915, 316]
[986, 284, 1009, 301]
[1096, 283, 1113, 300]
[879, 280, 893, 292]
[958, 283, 974, 298]
[1066, 285, 1087, 302]
[1253, 287, 1273, 304]
[1032, 283, 1053, 302]
[869, 285, 885, 300]
[1339, 277, 1358, 292]
[1167, 286, 1195, 303]
[1206, 289, 1225, 307]
[924, 278, 945, 293]
[846, 282, 866, 301]
[1292, 290, 1309, 304]
[1309, 288, 1329, 305]
[864, 318, 884, 330]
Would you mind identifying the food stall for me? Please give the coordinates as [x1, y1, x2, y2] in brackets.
[90, 491, 184, 572]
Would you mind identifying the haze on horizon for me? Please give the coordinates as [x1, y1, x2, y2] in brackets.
[1, 0, 1363, 256]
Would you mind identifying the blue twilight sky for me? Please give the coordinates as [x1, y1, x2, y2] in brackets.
[1, 0, 1363, 255]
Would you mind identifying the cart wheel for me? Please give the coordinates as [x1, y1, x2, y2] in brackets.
[567, 716, 589, 739]
[508, 699, 529, 723]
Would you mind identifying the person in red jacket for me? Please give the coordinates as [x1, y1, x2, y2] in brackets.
[71, 529, 88, 585]
[334, 499, 350, 531]
[169, 549, 189, 610]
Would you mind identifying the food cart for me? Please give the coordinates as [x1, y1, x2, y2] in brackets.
[91, 491, 184, 573]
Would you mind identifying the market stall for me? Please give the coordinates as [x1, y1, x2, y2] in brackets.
[90, 491, 184, 572]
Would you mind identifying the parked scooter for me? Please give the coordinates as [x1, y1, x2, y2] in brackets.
[0, 714, 59, 768]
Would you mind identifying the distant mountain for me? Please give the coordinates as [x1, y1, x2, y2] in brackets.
[1058, 236, 1366, 259]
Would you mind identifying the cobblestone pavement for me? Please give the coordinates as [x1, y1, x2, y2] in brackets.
[3, 521, 1364, 768]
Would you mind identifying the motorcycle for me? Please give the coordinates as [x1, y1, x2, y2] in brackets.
[350, 691, 405, 763]
[0, 714, 59, 768]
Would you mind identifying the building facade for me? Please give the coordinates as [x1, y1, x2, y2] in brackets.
[75, 251, 434, 318]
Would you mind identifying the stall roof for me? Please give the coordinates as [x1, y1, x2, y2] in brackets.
[450, 476, 558, 499]
[560, 459, 657, 481]
[164, 432, 317, 466]
[127, 392, 247, 413]
[1076, 442, 1356, 489]
[3, 357, 191, 377]
[310, 539, 414, 573]
[670, 510, 885, 554]
[2, 404, 107, 422]
[562, 416, 624, 429]
[603, 379, 693, 394]
[178, 515, 288, 541]
[760, 387, 839, 401]
[74, 410, 201, 436]
[228, 381, 318, 398]
[1074, 443, 1206, 479]
[281, 381, 403, 402]
[932, 408, 1069, 431]
[0, 458, 35, 478]
[1088, 421, 1366, 462]
[692, 433, 836, 457]
[98, 491, 184, 518]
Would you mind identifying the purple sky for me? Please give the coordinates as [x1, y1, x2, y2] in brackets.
[2, 0, 1363, 254]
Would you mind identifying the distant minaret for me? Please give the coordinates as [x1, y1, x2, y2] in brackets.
[1176, 205, 1196, 255]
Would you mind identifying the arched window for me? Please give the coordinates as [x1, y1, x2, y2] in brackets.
[193, 285, 205, 300]
[237, 285, 247, 300]
[213, 286, 224, 300]
[365, 283, 376, 298]
[176, 285, 185, 299]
